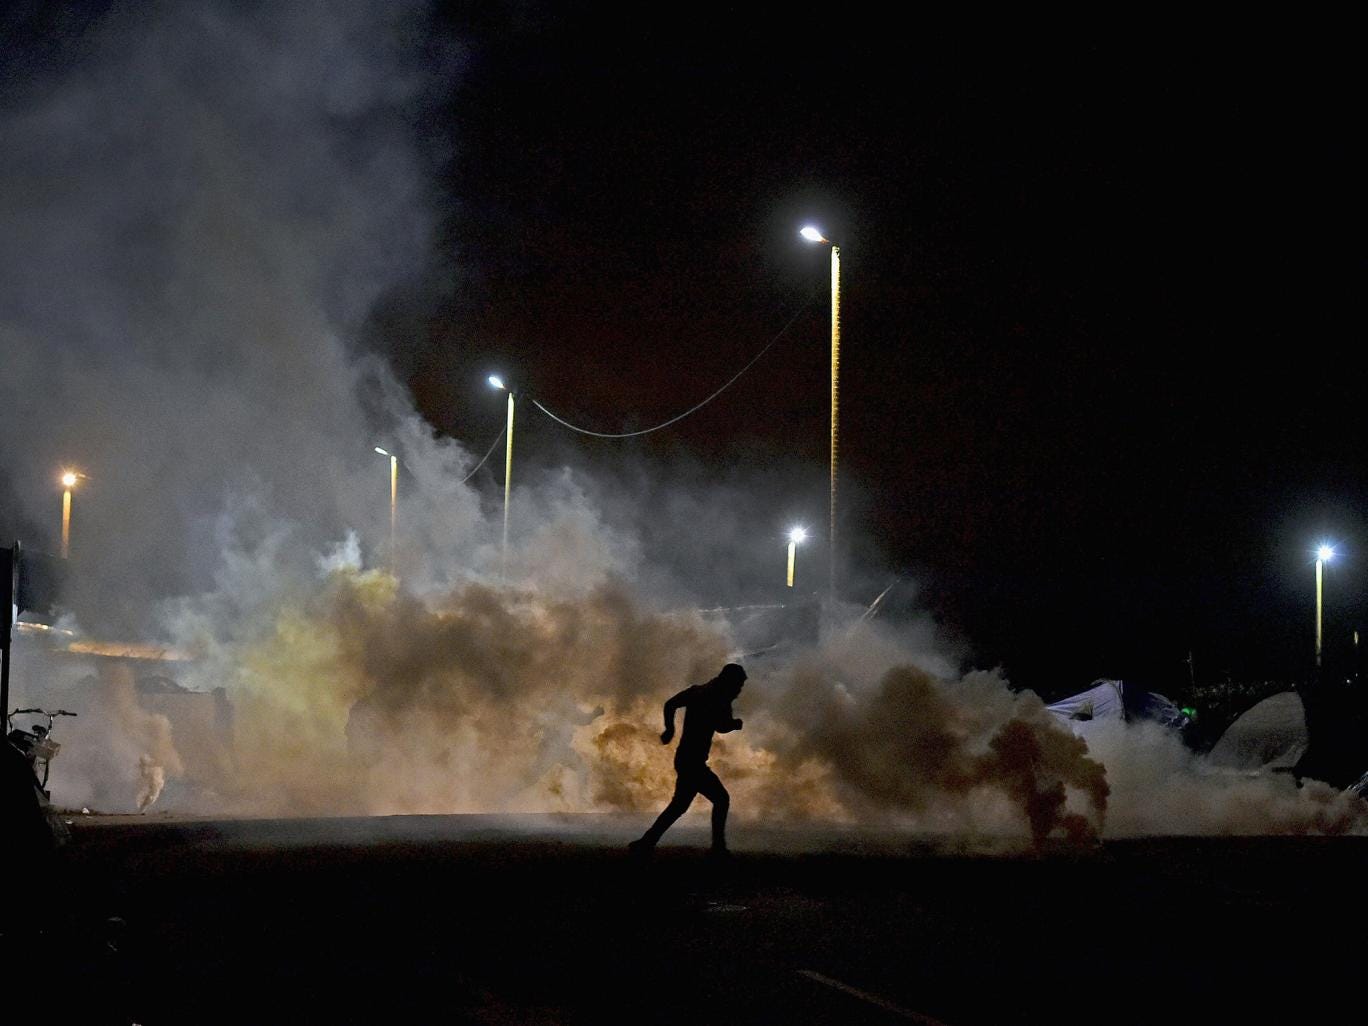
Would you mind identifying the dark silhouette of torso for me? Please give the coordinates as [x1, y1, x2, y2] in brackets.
[674, 684, 738, 767]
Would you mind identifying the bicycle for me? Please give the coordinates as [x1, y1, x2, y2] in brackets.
[5, 707, 79, 852]
[7, 707, 78, 801]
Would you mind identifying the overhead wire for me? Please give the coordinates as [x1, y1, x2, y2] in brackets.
[460, 425, 507, 483]
[530, 288, 820, 439]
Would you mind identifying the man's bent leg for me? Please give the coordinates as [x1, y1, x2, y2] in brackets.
[635, 773, 700, 848]
[696, 768, 730, 852]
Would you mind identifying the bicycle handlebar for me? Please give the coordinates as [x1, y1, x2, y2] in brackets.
[8, 708, 78, 717]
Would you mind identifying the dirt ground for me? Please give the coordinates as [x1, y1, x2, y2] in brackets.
[5, 814, 1363, 1024]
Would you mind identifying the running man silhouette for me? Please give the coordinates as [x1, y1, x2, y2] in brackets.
[629, 662, 747, 856]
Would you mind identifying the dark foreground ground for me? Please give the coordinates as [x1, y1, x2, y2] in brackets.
[5, 814, 1364, 1025]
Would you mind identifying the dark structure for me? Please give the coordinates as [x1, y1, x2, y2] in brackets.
[1295, 675, 1368, 789]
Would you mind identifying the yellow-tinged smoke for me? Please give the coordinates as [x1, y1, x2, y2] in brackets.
[35, 661, 187, 814]
[173, 565, 1118, 845]
[741, 659, 1109, 844]
[33, 559, 1367, 842]
[202, 568, 730, 815]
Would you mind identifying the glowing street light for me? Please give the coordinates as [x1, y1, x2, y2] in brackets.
[489, 375, 515, 574]
[58, 469, 85, 559]
[801, 224, 841, 601]
[1316, 543, 1335, 670]
[374, 447, 397, 567]
[786, 527, 807, 589]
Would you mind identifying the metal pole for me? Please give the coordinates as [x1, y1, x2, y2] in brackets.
[503, 391, 515, 576]
[829, 244, 841, 603]
[1, 638, 9, 727]
[2, 541, 18, 718]
[389, 455, 398, 569]
[1316, 557, 1324, 669]
[61, 489, 72, 559]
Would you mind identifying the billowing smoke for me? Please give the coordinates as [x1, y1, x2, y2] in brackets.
[150, 552, 1116, 846]
[11, 657, 185, 815]
[1074, 720, 1366, 836]
[3, 3, 1365, 843]
[0, 1, 472, 630]
[759, 662, 1109, 844]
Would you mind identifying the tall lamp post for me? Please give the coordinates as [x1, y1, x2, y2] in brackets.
[489, 376, 515, 575]
[801, 225, 841, 601]
[1316, 544, 1335, 671]
[59, 470, 85, 559]
[374, 447, 397, 567]
[786, 527, 807, 589]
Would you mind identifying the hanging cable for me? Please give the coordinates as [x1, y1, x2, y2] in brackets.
[460, 425, 506, 483]
[531, 290, 819, 439]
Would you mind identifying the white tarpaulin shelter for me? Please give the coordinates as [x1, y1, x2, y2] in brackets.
[1206, 691, 1308, 771]
[1046, 679, 1191, 738]
[1046, 679, 1127, 723]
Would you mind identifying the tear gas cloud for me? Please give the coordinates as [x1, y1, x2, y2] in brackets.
[0, 0, 467, 629]
[3, 2, 1364, 844]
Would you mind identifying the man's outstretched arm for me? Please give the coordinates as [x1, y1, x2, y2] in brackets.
[660, 688, 691, 743]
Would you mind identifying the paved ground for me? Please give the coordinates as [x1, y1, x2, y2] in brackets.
[5, 814, 1363, 1024]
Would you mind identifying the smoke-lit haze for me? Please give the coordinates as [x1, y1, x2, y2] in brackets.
[0, 1, 473, 625]
[2, 2, 1364, 845]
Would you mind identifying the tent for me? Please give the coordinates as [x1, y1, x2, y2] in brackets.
[1046, 679, 1192, 737]
[1206, 691, 1307, 772]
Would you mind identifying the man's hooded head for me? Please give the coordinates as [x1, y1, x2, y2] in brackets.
[715, 662, 747, 699]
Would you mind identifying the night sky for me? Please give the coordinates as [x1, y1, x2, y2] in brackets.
[4, 6, 1363, 699]
[392, 13, 1364, 696]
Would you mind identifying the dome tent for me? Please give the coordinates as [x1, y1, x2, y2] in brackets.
[1206, 692, 1308, 772]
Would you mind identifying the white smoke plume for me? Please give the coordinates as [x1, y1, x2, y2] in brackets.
[1075, 720, 1366, 837]
[0, 1, 470, 630]
[136, 754, 166, 813]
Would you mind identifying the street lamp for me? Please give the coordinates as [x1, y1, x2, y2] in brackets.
[786, 527, 807, 589]
[59, 469, 85, 559]
[374, 447, 397, 567]
[1316, 543, 1335, 670]
[489, 376, 515, 574]
[801, 225, 841, 601]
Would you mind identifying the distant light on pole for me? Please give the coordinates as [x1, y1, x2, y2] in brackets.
[489, 375, 515, 575]
[786, 527, 807, 588]
[374, 447, 397, 567]
[802, 224, 841, 602]
[58, 469, 83, 559]
[1316, 543, 1335, 670]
